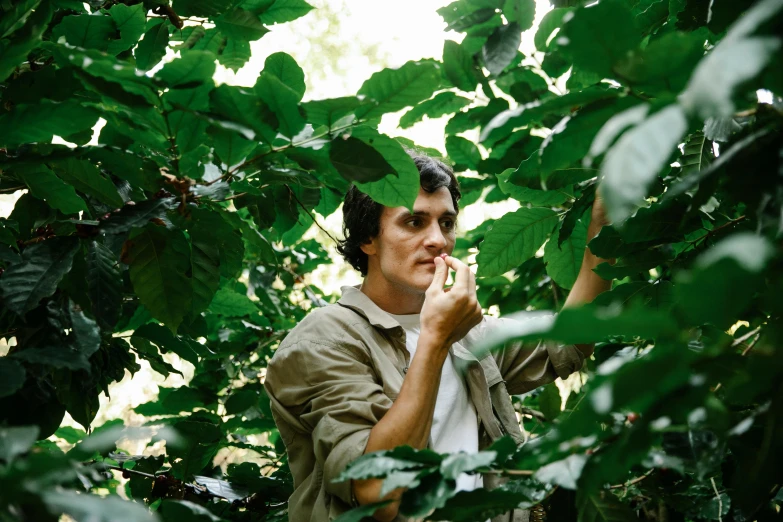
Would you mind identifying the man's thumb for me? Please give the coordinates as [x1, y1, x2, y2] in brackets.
[428, 256, 448, 292]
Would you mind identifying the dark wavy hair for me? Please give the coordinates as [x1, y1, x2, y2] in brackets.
[337, 153, 461, 276]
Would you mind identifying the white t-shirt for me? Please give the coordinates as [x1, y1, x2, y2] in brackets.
[388, 313, 483, 493]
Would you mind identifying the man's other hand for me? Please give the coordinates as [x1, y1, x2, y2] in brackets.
[420, 254, 483, 348]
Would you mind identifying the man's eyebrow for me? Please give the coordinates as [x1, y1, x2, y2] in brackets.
[403, 210, 458, 218]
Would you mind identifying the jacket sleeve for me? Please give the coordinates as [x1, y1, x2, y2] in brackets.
[263, 338, 393, 505]
[482, 316, 586, 395]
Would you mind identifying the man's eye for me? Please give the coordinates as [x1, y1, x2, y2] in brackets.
[408, 219, 422, 227]
[441, 220, 454, 229]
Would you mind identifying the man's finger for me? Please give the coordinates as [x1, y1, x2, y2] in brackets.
[468, 266, 476, 296]
[445, 256, 470, 290]
[428, 256, 449, 292]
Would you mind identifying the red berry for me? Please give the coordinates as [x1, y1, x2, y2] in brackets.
[627, 412, 640, 423]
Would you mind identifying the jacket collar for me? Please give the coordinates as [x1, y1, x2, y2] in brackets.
[337, 285, 402, 331]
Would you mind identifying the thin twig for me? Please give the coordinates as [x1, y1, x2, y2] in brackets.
[608, 469, 654, 490]
[282, 265, 326, 307]
[685, 215, 746, 246]
[740, 334, 761, 357]
[710, 477, 723, 522]
[288, 186, 338, 244]
[732, 326, 761, 348]
[481, 468, 535, 476]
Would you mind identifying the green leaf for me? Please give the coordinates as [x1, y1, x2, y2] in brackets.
[332, 501, 392, 522]
[442, 40, 478, 92]
[254, 55, 306, 137]
[186, 211, 222, 319]
[502, 0, 535, 29]
[440, 450, 497, 480]
[438, 0, 498, 32]
[0, 100, 99, 148]
[576, 489, 639, 522]
[173, 0, 234, 17]
[107, 3, 146, 55]
[559, 0, 643, 77]
[189, 207, 244, 280]
[446, 135, 481, 170]
[224, 388, 258, 414]
[51, 158, 124, 208]
[540, 98, 638, 182]
[676, 233, 773, 328]
[0, 0, 41, 39]
[476, 207, 559, 277]
[356, 60, 442, 120]
[156, 51, 216, 88]
[600, 104, 687, 223]
[0, 359, 27, 399]
[544, 215, 587, 289]
[480, 86, 621, 144]
[208, 286, 259, 317]
[593, 248, 670, 280]
[159, 499, 225, 522]
[482, 22, 521, 76]
[215, 9, 269, 41]
[217, 37, 251, 72]
[0, 426, 38, 464]
[87, 241, 122, 327]
[258, 0, 314, 24]
[54, 425, 86, 444]
[534, 8, 571, 52]
[135, 23, 169, 72]
[69, 303, 101, 359]
[51, 13, 116, 52]
[17, 165, 88, 215]
[538, 383, 562, 421]
[0, 1, 51, 83]
[351, 129, 421, 211]
[126, 225, 192, 332]
[0, 237, 80, 315]
[210, 127, 256, 167]
[399, 92, 471, 128]
[497, 168, 573, 206]
[494, 67, 549, 103]
[534, 454, 587, 490]
[42, 490, 158, 522]
[678, 0, 783, 120]
[99, 198, 174, 235]
[134, 323, 200, 365]
[329, 136, 397, 183]
[167, 419, 221, 480]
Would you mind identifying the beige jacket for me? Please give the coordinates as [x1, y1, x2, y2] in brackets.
[263, 286, 586, 521]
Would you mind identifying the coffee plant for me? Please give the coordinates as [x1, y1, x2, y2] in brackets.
[0, 0, 781, 520]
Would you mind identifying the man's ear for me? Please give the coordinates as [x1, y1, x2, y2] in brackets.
[360, 238, 376, 256]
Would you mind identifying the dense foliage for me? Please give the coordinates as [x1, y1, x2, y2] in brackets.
[0, 0, 782, 520]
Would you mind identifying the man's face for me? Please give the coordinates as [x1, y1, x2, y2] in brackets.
[361, 186, 458, 294]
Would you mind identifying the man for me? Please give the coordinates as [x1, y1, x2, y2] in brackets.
[263, 154, 612, 521]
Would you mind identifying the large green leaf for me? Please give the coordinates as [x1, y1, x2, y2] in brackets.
[188, 209, 223, 317]
[482, 22, 521, 77]
[355, 60, 442, 120]
[351, 128, 421, 211]
[502, 0, 535, 30]
[42, 490, 158, 522]
[399, 92, 471, 128]
[497, 168, 573, 206]
[208, 286, 259, 317]
[173, 0, 234, 17]
[442, 40, 478, 92]
[476, 207, 559, 277]
[126, 225, 193, 332]
[446, 135, 481, 170]
[0, 359, 27, 399]
[0, 100, 99, 148]
[480, 86, 621, 144]
[544, 215, 587, 289]
[678, 0, 783, 120]
[135, 23, 169, 72]
[559, 0, 643, 77]
[52, 158, 124, 208]
[254, 56, 306, 137]
[156, 51, 216, 88]
[215, 9, 269, 41]
[16, 165, 88, 215]
[329, 136, 396, 183]
[107, 3, 146, 55]
[258, 0, 314, 24]
[0, 0, 41, 39]
[534, 7, 571, 52]
[0, 2, 51, 82]
[0, 237, 80, 315]
[218, 37, 251, 72]
[600, 104, 687, 223]
[51, 13, 116, 52]
[86, 240, 122, 328]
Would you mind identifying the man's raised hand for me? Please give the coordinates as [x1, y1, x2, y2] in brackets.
[420, 254, 483, 349]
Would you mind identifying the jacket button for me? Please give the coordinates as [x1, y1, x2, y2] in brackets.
[403, 366, 408, 374]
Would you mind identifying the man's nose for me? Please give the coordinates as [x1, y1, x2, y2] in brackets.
[424, 222, 447, 250]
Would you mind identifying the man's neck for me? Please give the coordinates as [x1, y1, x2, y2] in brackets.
[359, 272, 425, 315]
